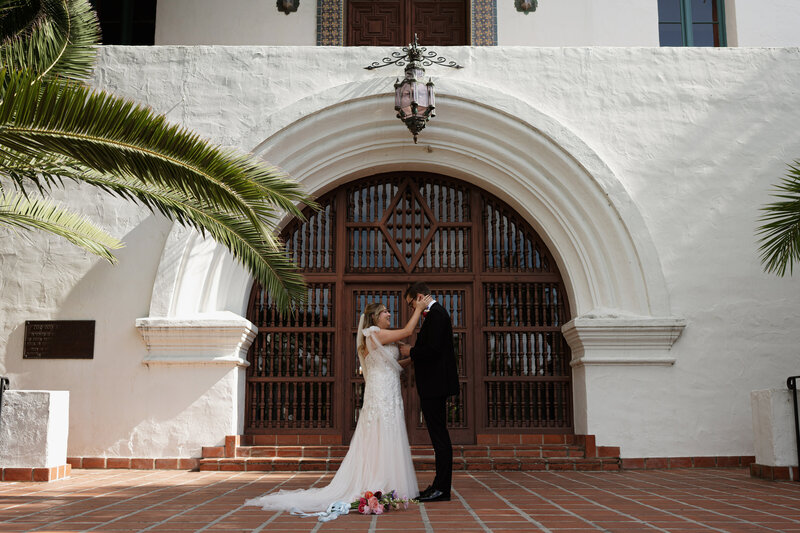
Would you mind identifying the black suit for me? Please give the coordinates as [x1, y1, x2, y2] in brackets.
[410, 301, 459, 494]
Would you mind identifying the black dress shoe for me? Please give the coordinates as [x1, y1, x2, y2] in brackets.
[419, 485, 434, 498]
[419, 489, 450, 502]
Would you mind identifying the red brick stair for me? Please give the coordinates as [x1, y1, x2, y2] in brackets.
[199, 435, 621, 473]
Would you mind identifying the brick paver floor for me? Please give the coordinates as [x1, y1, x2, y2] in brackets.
[1, 468, 800, 532]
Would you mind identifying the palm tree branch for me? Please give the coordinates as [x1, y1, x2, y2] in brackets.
[757, 160, 800, 276]
[0, 190, 122, 262]
[0, 69, 313, 228]
[0, 0, 100, 82]
[70, 170, 307, 308]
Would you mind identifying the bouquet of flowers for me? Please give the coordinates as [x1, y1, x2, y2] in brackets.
[350, 490, 417, 515]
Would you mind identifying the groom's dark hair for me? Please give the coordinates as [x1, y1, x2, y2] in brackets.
[405, 282, 431, 299]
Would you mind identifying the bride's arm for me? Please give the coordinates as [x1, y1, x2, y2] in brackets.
[374, 296, 429, 346]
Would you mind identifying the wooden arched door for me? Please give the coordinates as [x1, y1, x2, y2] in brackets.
[245, 172, 573, 444]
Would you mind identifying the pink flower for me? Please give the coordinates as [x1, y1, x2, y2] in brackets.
[368, 496, 381, 514]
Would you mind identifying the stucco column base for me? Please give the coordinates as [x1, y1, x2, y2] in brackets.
[0, 390, 71, 482]
[135, 311, 256, 366]
[563, 315, 686, 440]
[750, 389, 799, 477]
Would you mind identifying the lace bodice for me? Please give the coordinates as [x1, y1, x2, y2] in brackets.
[360, 327, 403, 424]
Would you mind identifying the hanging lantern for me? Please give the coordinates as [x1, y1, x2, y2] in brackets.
[394, 46, 435, 143]
[366, 35, 462, 144]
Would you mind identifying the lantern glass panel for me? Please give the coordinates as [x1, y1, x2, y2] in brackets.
[396, 82, 413, 117]
[415, 83, 429, 109]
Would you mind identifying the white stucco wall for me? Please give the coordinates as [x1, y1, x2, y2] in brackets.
[731, 0, 800, 46]
[153, 0, 800, 47]
[1, 46, 800, 459]
[155, 0, 317, 45]
[497, 0, 658, 46]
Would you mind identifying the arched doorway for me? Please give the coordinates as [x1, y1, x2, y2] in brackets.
[245, 172, 573, 444]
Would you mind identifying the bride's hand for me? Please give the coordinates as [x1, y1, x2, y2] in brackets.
[414, 295, 429, 311]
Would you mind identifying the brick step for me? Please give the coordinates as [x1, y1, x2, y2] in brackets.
[198, 455, 621, 472]
[202, 443, 590, 460]
[198, 435, 620, 472]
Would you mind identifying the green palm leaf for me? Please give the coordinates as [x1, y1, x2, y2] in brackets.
[0, 0, 100, 82]
[0, 0, 316, 313]
[72, 170, 308, 309]
[757, 161, 800, 276]
[0, 190, 122, 262]
[0, 68, 312, 229]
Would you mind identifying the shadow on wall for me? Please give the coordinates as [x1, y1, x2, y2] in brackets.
[3, 214, 241, 455]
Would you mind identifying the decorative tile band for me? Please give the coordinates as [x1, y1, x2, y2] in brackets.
[471, 0, 498, 45]
[316, 1, 497, 46]
[316, 0, 344, 46]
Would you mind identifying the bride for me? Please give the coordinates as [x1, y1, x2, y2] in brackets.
[244, 295, 430, 513]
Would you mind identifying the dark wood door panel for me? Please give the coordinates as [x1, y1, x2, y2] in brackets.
[347, 0, 467, 46]
[412, 1, 467, 46]
[347, 1, 405, 46]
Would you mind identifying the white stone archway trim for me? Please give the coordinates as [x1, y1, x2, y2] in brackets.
[140, 78, 687, 439]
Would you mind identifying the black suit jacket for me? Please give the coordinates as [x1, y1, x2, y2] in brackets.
[410, 302, 460, 398]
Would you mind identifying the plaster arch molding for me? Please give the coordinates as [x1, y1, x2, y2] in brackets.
[136, 80, 686, 432]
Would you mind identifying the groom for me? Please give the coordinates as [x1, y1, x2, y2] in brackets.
[400, 282, 460, 502]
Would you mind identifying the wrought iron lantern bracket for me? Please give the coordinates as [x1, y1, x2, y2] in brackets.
[364, 35, 463, 144]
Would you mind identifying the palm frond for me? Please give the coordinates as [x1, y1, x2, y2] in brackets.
[0, 0, 100, 82]
[0, 190, 122, 262]
[0, 149, 73, 192]
[72, 170, 308, 310]
[757, 161, 800, 276]
[0, 69, 314, 229]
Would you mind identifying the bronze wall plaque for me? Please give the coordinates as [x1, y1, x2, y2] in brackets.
[23, 320, 95, 359]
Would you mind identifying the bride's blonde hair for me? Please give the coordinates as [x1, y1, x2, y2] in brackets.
[357, 302, 386, 356]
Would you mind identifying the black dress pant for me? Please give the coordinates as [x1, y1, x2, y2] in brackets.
[420, 395, 452, 493]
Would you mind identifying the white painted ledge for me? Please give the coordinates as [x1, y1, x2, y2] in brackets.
[135, 311, 256, 367]
[562, 314, 687, 367]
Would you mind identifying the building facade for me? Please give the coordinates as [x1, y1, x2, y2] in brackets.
[2, 1, 800, 464]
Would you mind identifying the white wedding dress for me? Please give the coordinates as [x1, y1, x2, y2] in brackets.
[244, 326, 419, 512]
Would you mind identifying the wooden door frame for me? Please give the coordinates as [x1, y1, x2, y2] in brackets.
[243, 172, 574, 441]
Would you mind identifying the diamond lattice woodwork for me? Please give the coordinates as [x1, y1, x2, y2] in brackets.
[245, 172, 573, 443]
